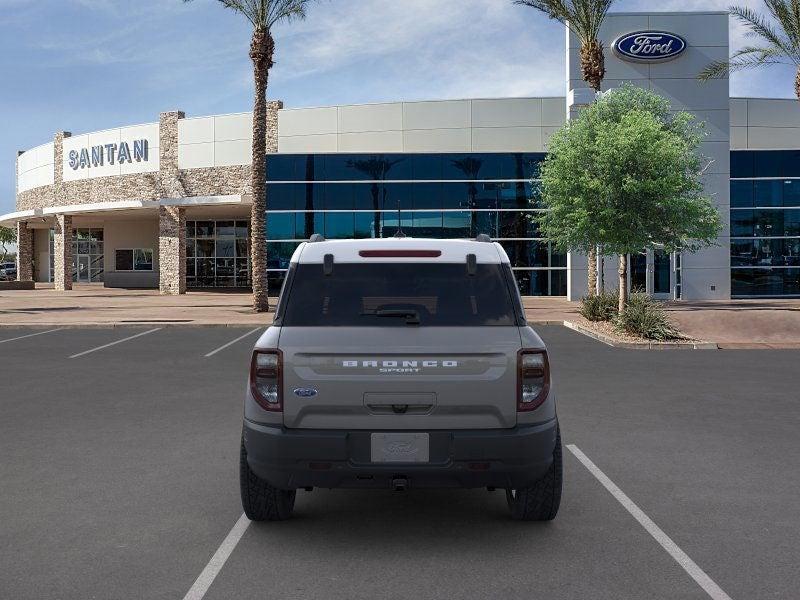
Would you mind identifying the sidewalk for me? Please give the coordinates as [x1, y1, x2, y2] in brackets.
[0, 284, 270, 327]
[1, 285, 799, 347]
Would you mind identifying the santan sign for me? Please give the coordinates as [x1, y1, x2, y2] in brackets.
[613, 31, 687, 62]
[68, 139, 149, 170]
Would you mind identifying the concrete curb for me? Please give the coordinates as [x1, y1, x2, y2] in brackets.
[0, 322, 271, 329]
[563, 321, 719, 350]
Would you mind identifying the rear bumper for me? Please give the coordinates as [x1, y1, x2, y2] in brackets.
[242, 418, 558, 490]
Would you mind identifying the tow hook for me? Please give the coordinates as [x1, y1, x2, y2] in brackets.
[391, 477, 408, 491]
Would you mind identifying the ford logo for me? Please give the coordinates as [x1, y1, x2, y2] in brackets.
[293, 388, 318, 397]
[613, 31, 686, 63]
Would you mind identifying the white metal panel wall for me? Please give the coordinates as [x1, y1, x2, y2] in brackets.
[62, 123, 160, 182]
[729, 98, 800, 150]
[276, 98, 560, 154]
[567, 11, 731, 301]
[17, 142, 55, 193]
[178, 113, 252, 169]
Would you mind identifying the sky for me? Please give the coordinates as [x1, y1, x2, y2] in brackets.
[0, 0, 797, 216]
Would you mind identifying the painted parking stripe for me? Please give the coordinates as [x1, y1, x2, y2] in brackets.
[68, 328, 162, 359]
[0, 329, 63, 345]
[182, 513, 251, 600]
[567, 445, 733, 600]
[204, 328, 262, 358]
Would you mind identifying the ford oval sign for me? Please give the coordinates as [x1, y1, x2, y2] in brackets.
[293, 387, 318, 398]
[613, 31, 687, 63]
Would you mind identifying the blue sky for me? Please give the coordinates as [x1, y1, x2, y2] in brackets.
[1, 0, 797, 215]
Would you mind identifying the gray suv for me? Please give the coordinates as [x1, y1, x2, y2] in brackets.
[240, 237, 562, 521]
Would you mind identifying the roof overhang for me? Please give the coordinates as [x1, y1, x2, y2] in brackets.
[0, 194, 245, 227]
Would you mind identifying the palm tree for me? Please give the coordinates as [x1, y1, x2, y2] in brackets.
[185, 0, 313, 312]
[515, 0, 616, 295]
[699, 2, 800, 101]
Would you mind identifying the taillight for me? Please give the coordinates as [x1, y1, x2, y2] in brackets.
[518, 349, 550, 411]
[250, 349, 282, 412]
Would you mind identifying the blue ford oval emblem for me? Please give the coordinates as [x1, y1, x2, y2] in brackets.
[613, 31, 686, 62]
[293, 387, 318, 398]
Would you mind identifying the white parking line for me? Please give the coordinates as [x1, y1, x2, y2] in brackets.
[68, 328, 162, 359]
[204, 328, 262, 358]
[567, 444, 733, 600]
[0, 329, 63, 345]
[182, 513, 251, 600]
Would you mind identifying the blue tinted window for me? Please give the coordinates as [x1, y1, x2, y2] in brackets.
[411, 212, 443, 237]
[266, 155, 296, 181]
[730, 151, 754, 178]
[267, 184, 298, 210]
[754, 151, 783, 177]
[381, 183, 413, 210]
[785, 209, 800, 235]
[353, 183, 380, 210]
[730, 181, 753, 208]
[781, 150, 800, 177]
[354, 212, 378, 238]
[266, 213, 295, 240]
[380, 211, 413, 237]
[299, 183, 324, 211]
[297, 155, 325, 181]
[732, 268, 800, 296]
[266, 242, 300, 269]
[440, 183, 469, 209]
[442, 211, 472, 237]
[412, 182, 443, 209]
[730, 210, 753, 237]
[325, 183, 354, 210]
[324, 213, 355, 239]
[412, 155, 442, 179]
[754, 180, 783, 207]
[444, 155, 486, 180]
[295, 212, 324, 240]
[783, 180, 800, 207]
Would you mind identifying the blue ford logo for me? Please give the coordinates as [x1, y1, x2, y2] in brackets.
[293, 387, 318, 397]
[613, 31, 686, 62]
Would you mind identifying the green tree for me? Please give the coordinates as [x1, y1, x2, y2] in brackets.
[184, 0, 313, 312]
[699, 2, 800, 100]
[514, 0, 616, 294]
[536, 85, 722, 313]
[0, 226, 15, 263]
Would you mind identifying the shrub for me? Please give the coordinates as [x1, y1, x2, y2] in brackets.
[580, 290, 619, 322]
[614, 293, 683, 340]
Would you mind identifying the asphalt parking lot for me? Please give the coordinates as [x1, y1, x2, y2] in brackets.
[1, 325, 799, 599]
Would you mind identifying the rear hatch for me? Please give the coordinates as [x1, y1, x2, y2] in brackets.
[275, 255, 524, 430]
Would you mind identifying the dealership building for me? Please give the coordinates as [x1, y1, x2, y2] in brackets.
[4, 10, 800, 299]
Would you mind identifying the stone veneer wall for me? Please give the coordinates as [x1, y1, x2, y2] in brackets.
[16, 102, 283, 212]
[158, 206, 186, 295]
[53, 214, 73, 291]
[15, 222, 33, 281]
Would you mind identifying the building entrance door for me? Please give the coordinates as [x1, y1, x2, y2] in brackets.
[625, 249, 674, 299]
[77, 255, 90, 282]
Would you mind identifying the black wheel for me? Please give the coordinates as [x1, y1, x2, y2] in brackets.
[506, 426, 562, 521]
[240, 438, 296, 521]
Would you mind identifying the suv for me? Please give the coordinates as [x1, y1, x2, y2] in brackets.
[240, 237, 562, 521]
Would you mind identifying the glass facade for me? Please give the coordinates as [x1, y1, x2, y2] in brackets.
[264, 153, 568, 295]
[186, 220, 251, 288]
[731, 151, 800, 296]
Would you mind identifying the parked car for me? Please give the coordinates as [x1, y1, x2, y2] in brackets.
[0, 262, 16, 281]
[240, 236, 562, 521]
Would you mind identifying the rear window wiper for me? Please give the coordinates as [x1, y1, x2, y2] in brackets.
[360, 309, 421, 325]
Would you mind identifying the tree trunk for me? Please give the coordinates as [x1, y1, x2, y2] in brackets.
[598, 247, 605, 293]
[587, 246, 597, 297]
[580, 40, 605, 93]
[796, 67, 800, 102]
[580, 40, 604, 295]
[250, 29, 274, 313]
[618, 254, 628, 314]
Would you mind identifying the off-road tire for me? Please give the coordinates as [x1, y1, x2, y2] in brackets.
[240, 438, 296, 521]
[506, 426, 562, 521]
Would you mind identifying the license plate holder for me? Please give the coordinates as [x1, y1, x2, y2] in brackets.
[370, 433, 430, 463]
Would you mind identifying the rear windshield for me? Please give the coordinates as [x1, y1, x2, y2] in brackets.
[280, 263, 520, 327]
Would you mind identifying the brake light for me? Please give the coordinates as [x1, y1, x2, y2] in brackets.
[358, 250, 441, 258]
[517, 349, 550, 411]
[250, 349, 282, 412]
